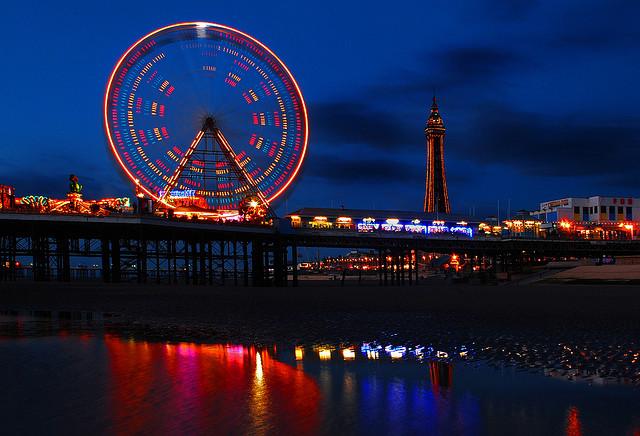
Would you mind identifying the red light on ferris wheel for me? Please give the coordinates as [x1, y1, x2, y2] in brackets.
[103, 22, 309, 211]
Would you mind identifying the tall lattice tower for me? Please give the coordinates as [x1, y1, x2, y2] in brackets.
[423, 96, 451, 214]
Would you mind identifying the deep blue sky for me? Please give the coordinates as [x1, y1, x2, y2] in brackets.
[1, 0, 638, 217]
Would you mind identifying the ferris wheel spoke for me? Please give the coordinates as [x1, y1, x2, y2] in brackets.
[211, 124, 271, 209]
[158, 129, 205, 203]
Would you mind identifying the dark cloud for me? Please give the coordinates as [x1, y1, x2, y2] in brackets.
[551, 29, 638, 51]
[603, 171, 640, 191]
[310, 101, 419, 151]
[309, 45, 525, 155]
[549, 34, 639, 58]
[464, 104, 640, 178]
[303, 153, 422, 185]
[308, 24, 638, 190]
[429, 47, 524, 90]
[370, 46, 526, 100]
[445, 168, 477, 185]
[542, 1, 640, 51]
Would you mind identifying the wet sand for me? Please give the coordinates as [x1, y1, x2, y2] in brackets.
[1, 280, 640, 384]
[0, 280, 639, 336]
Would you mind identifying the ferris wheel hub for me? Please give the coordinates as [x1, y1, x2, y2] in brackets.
[203, 117, 216, 132]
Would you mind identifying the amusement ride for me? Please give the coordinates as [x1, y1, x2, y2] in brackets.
[104, 22, 309, 221]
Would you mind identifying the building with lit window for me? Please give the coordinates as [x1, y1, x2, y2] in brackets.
[501, 211, 542, 239]
[531, 196, 639, 239]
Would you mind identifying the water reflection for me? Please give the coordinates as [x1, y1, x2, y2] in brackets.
[342, 347, 356, 361]
[104, 338, 320, 434]
[4, 310, 639, 386]
[566, 406, 582, 436]
[1, 331, 640, 434]
[429, 361, 453, 393]
[298, 351, 480, 435]
[295, 345, 304, 361]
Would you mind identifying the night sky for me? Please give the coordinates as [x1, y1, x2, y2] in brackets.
[2, 0, 639, 217]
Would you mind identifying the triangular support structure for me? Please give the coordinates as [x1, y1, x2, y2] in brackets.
[158, 117, 275, 219]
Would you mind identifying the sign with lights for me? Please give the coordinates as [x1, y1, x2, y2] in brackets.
[357, 217, 379, 233]
[541, 199, 569, 210]
[355, 219, 473, 237]
[380, 218, 403, 231]
[357, 222, 380, 232]
[158, 189, 197, 199]
[450, 226, 473, 237]
[405, 224, 427, 233]
[427, 223, 449, 234]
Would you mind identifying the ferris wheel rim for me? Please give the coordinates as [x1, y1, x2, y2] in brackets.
[103, 21, 309, 208]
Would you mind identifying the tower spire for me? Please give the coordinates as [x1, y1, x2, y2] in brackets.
[423, 96, 451, 214]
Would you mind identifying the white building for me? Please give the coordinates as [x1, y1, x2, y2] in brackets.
[531, 196, 640, 240]
[532, 196, 639, 223]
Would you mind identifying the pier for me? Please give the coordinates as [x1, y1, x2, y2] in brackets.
[2, 213, 639, 286]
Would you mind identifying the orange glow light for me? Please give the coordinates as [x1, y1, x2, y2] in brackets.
[559, 220, 572, 230]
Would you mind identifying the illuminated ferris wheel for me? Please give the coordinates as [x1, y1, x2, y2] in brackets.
[104, 22, 308, 218]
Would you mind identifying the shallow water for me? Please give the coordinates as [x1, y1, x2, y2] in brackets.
[1, 329, 640, 435]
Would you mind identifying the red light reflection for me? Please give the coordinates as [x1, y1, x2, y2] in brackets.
[566, 406, 582, 436]
[105, 336, 320, 434]
[429, 361, 453, 395]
